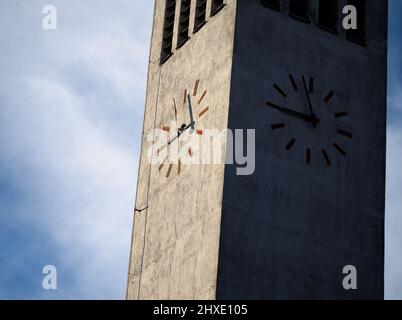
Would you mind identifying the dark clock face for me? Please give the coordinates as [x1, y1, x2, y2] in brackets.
[157, 79, 209, 178]
[265, 73, 352, 167]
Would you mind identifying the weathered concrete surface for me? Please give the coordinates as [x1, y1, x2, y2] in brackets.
[128, 0, 387, 300]
[216, 0, 387, 299]
[127, 0, 237, 299]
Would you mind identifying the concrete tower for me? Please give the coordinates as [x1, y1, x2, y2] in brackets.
[127, 0, 387, 299]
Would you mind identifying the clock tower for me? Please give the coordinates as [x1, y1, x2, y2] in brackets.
[127, 0, 388, 299]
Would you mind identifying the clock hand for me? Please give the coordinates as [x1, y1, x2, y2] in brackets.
[266, 101, 320, 123]
[167, 132, 180, 145]
[167, 123, 193, 145]
[301, 75, 318, 128]
[187, 94, 195, 132]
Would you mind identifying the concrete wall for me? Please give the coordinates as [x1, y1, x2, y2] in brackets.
[127, 0, 237, 299]
[216, 0, 387, 299]
[128, 0, 388, 300]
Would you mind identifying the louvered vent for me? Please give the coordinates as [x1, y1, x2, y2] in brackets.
[177, 0, 191, 48]
[194, 0, 207, 33]
[160, 0, 176, 64]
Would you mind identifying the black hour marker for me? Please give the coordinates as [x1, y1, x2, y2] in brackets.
[273, 84, 287, 98]
[334, 112, 348, 118]
[306, 148, 311, 164]
[288, 74, 298, 91]
[337, 129, 353, 139]
[266, 101, 282, 111]
[322, 149, 331, 166]
[271, 123, 286, 130]
[285, 138, 296, 150]
[333, 143, 347, 157]
[324, 90, 334, 104]
[309, 77, 314, 94]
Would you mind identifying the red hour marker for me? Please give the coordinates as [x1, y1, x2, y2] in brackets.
[193, 79, 200, 96]
[172, 99, 178, 121]
[196, 129, 203, 135]
[162, 126, 170, 132]
[166, 164, 173, 178]
[199, 107, 209, 118]
[158, 157, 168, 172]
[198, 90, 207, 105]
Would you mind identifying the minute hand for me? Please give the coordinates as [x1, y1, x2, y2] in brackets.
[187, 94, 195, 131]
[266, 102, 319, 123]
[302, 75, 318, 128]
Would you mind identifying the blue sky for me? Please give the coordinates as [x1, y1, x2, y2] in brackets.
[0, 1, 401, 299]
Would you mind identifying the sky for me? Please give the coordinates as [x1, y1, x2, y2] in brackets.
[0, 1, 400, 299]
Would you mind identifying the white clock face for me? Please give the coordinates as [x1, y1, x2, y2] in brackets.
[157, 79, 210, 178]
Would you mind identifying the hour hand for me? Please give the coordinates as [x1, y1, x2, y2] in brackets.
[266, 101, 319, 123]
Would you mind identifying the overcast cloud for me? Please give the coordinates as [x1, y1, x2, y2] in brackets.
[0, 1, 400, 299]
[0, 0, 152, 299]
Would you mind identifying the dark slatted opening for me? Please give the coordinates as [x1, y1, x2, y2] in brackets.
[211, 0, 226, 16]
[289, 0, 310, 23]
[346, 0, 367, 45]
[318, 0, 339, 34]
[194, 0, 207, 33]
[160, 0, 176, 64]
[260, 0, 280, 11]
[177, 0, 191, 48]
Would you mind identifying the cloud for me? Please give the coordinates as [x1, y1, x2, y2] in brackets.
[385, 125, 402, 299]
[0, 0, 153, 299]
[385, 59, 402, 299]
[26, 77, 137, 298]
[0, 0, 401, 300]
[385, 1, 402, 299]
